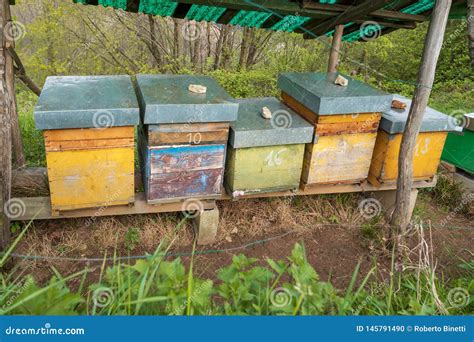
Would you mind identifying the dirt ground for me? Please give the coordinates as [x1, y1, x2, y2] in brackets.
[10, 190, 473, 290]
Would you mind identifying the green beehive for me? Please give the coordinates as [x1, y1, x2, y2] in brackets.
[225, 97, 314, 197]
[442, 113, 474, 175]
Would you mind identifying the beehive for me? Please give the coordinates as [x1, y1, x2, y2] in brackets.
[442, 124, 474, 175]
[278, 72, 392, 187]
[225, 98, 314, 197]
[136, 74, 238, 203]
[369, 94, 455, 185]
[34, 76, 140, 214]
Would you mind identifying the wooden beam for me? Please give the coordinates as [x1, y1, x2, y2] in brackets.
[10, 175, 437, 221]
[303, 0, 394, 38]
[328, 24, 344, 73]
[391, 0, 452, 233]
[302, 1, 426, 22]
[11, 194, 217, 221]
[0, 0, 13, 249]
[469, 0, 474, 67]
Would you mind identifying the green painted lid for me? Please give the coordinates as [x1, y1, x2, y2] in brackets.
[229, 97, 314, 148]
[278, 72, 393, 115]
[380, 95, 457, 134]
[34, 75, 140, 130]
[136, 74, 238, 124]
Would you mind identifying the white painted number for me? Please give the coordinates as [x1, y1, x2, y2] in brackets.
[415, 138, 431, 157]
[187, 132, 202, 144]
[265, 149, 287, 166]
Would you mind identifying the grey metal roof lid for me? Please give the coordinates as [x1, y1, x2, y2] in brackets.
[34, 75, 140, 130]
[136, 74, 238, 124]
[277, 72, 393, 115]
[229, 97, 314, 148]
[380, 95, 457, 134]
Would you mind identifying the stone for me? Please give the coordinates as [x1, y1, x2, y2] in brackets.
[391, 99, 407, 110]
[188, 84, 207, 94]
[261, 106, 272, 119]
[334, 74, 349, 87]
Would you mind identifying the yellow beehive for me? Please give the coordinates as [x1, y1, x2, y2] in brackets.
[34, 76, 140, 214]
[282, 92, 381, 187]
[44, 127, 135, 214]
[278, 72, 392, 188]
[368, 95, 453, 186]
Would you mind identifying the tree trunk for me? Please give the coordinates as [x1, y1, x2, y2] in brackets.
[238, 27, 250, 70]
[468, 0, 474, 66]
[391, 0, 452, 235]
[328, 25, 344, 73]
[173, 18, 182, 60]
[147, 15, 162, 68]
[0, 0, 13, 249]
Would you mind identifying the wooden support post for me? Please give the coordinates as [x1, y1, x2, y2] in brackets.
[391, 0, 452, 233]
[3, 4, 25, 167]
[328, 25, 344, 73]
[192, 204, 219, 245]
[369, 189, 419, 222]
[0, 0, 13, 249]
[469, 0, 474, 67]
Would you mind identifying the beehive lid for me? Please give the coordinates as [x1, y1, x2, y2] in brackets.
[464, 113, 474, 132]
[278, 72, 393, 115]
[229, 97, 314, 149]
[136, 74, 238, 124]
[34, 75, 140, 130]
[380, 95, 457, 134]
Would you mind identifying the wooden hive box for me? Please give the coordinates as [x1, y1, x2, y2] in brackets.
[34, 76, 140, 214]
[278, 72, 392, 188]
[135, 74, 238, 203]
[369, 94, 456, 186]
[225, 98, 314, 197]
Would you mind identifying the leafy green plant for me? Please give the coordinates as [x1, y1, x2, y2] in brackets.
[124, 227, 140, 251]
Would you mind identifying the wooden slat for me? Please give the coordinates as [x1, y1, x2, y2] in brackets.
[148, 123, 229, 146]
[302, 0, 426, 22]
[315, 120, 379, 136]
[148, 169, 224, 201]
[12, 193, 217, 221]
[149, 144, 226, 174]
[303, 0, 395, 38]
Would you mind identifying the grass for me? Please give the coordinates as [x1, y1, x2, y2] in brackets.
[1, 218, 472, 315]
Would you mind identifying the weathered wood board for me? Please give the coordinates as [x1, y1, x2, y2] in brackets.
[147, 122, 229, 146]
[143, 143, 226, 202]
[226, 144, 305, 195]
[149, 145, 226, 174]
[302, 133, 378, 185]
[149, 169, 224, 200]
[369, 131, 448, 185]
